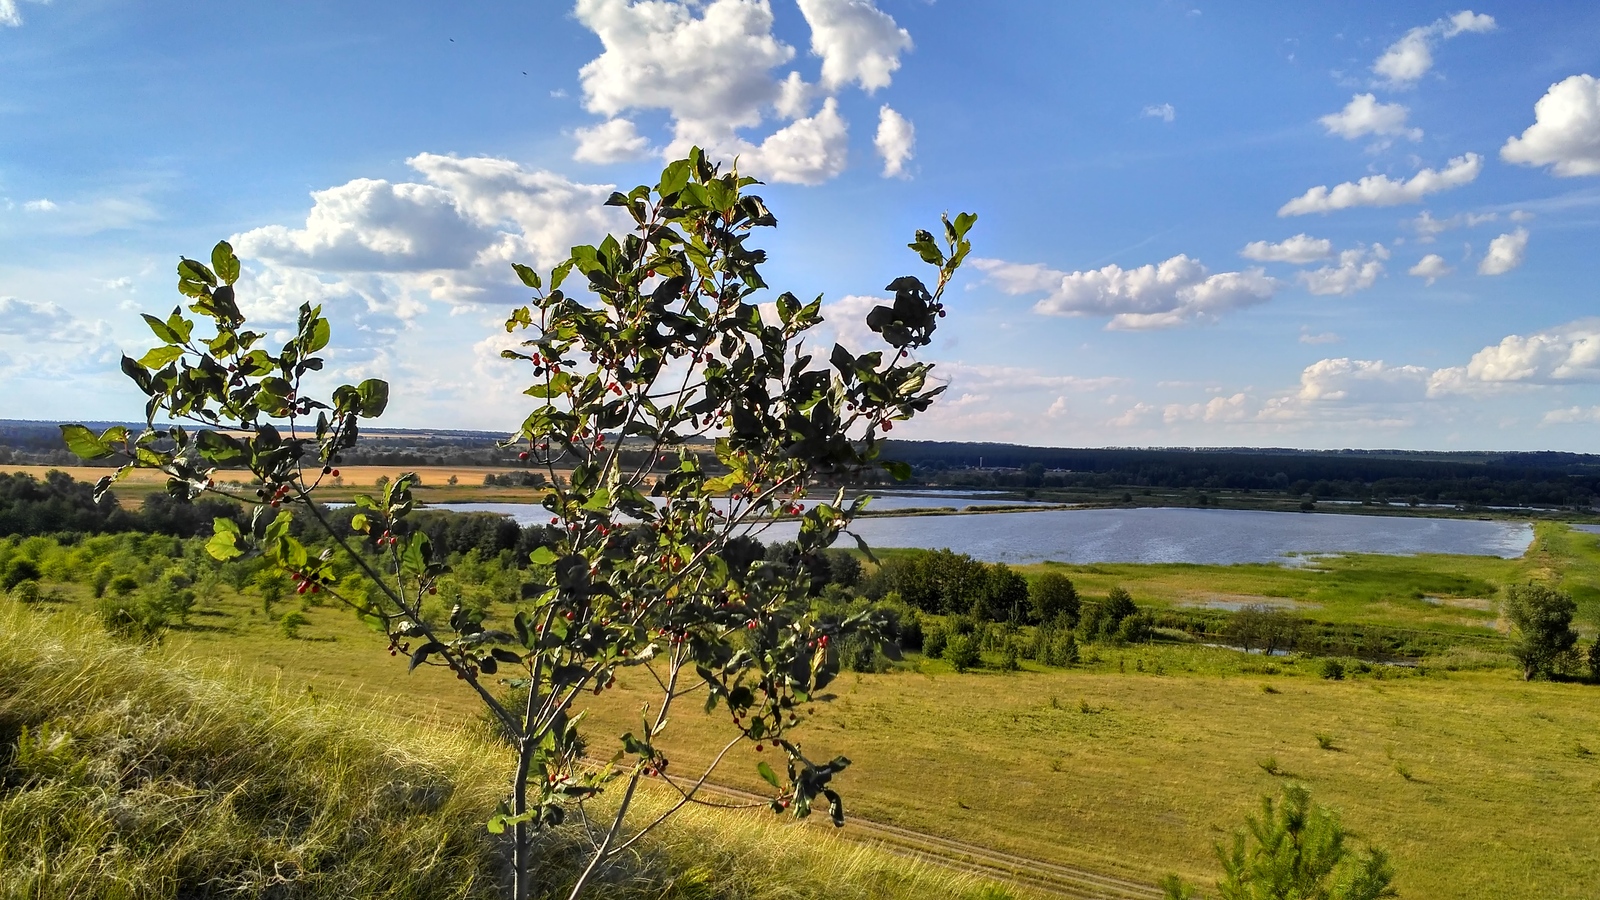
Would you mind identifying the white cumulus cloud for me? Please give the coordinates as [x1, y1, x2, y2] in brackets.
[874, 105, 915, 178]
[1478, 227, 1529, 275]
[795, 0, 912, 92]
[1298, 244, 1388, 296]
[573, 118, 654, 164]
[1372, 10, 1496, 88]
[1319, 94, 1421, 142]
[1240, 234, 1332, 264]
[1408, 254, 1452, 284]
[1501, 74, 1600, 177]
[0, 0, 49, 28]
[1429, 319, 1600, 394]
[570, 0, 904, 185]
[1542, 406, 1600, 425]
[975, 254, 1278, 330]
[21, 199, 57, 212]
[1298, 358, 1430, 403]
[1278, 153, 1482, 216]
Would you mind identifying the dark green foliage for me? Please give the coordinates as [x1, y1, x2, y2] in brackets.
[1079, 586, 1140, 643]
[1320, 658, 1346, 680]
[972, 564, 1029, 622]
[1504, 583, 1579, 680]
[1228, 604, 1301, 656]
[923, 625, 948, 659]
[1029, 572, 1079, 627]
[1588, 638, 1600, 683]
[0, 470, 245, 539]
[1030, 620, 1079, 667]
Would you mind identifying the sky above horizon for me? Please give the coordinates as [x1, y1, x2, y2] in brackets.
[4, 1, 1600, 451]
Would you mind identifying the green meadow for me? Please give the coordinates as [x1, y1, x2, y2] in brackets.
[7, 521, 1600, 897]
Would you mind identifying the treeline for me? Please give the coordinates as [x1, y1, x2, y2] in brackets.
[884, 442, 1600, 507]
[0, 471, 244, 538]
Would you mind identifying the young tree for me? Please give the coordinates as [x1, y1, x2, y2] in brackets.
[1504, 583, 1578, 680]
[1163, 783, 1397, 900]
[1029, 571, 1079, 626]
[62, 150, 974, 900]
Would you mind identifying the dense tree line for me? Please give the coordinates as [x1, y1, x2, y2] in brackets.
[884, 442, 1600, 507]
[0, 471, 244, 538]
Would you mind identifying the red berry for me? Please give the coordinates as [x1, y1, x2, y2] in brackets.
[519, 451, 530, 460]
[755, 744, 763, 753]
[331, 469, 340, 477]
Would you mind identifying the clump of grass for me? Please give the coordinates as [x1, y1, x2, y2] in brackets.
[1393, 761, 1415, 781]
[1314, 732, 1338, 751]
[1257, 757, 1282, 776]
[1260, 683, 1280, 694]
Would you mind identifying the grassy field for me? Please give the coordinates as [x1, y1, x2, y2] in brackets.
[11, 524, 1600, 896]
[0, 599, 1019, 900]
[0, 464, 575, 504]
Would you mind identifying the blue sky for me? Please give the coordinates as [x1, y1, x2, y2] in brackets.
[4, 1, 1600, 450]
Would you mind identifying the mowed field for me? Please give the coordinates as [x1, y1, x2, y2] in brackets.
[0, 464, 572, 502]
[20, 524, 1600, 897]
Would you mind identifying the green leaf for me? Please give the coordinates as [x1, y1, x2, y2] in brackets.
[60, 424, 113, 460]
[141, 313, 182, 345]
[529, 546, 558, 566]
[512, 263, 542, 289]
[205, 518, 244, 561]
[356, 379, 389, 417]
[757, 761, 781, 789]
[882, 460, 912, 481]
[211, 241, 241, 285]
[137, 346, 184, 369]
[350, 513, 370, 533]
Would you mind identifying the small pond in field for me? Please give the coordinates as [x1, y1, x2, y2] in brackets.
[425, 497, 1532, 566]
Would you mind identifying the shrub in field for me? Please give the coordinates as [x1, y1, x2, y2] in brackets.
[1588, 638, 1600, 683]
[280, 609, 309, 639]
[1, 558, 40, 592]
[1320, 658, 1346, 680]
[1504, 583, 1578, 680]
[8, 579, 40, 604]
[944, 632, 981, 672]
[1163, 783, 1396, 900]
[1029, 572, 1079, 627]
[63, 150, 973, 900]
[923, 624, 948, 659]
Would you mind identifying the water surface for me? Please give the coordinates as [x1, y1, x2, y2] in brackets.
[429, 500, 1532, 566]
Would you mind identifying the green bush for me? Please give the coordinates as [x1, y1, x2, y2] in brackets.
[280, 610, 309, 640]
[945, 633, 981, 673]
[1319, 658, 1346, 680]
[8, 579, 40, 604]
[1, 558, 40, 592]
[923, 625, 948, 659]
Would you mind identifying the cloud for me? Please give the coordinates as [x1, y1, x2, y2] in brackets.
[1300, 330, 1341, 345]
[22, 199, 57, 212]
[1372, 10, 1496, 88]
[575, 0, 794, 133]
[1141, 103, 1176, 123]
[0, 297, 79, 338]
[0, 0, 48, 28]
[1542, 406, 1600, 425]
[1163, 392, 1254, 424]
[1045, 396, 1069, 418]
[1501, 74, 1600, 177]
[935, 361, 1123, 394]
[1429, 319, 1600, 394]
[1297, 357, 1430, 403]
[874, 105, 915, 178]
[1108, 402, 1159, 428]
[738, 97, 850, 185]
[795, 0, 912, 92]
[573, 118, 654, 164]
[1278, 153, 1482, 216]
[1298, 244, 1388, 296]
[1409, 209, 1498, 242]
[1240, 233, 1332, 264]
[1319, 94, 1421, 141]
[975, 255, 1278, 330]
[1478, 228, 1529, 275]
[232, 153, 621, 320]
[570, 0, 907, 184]
[1408, 253, 1452, 284]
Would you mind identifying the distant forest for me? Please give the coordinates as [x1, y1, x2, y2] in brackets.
[3, 420, 1598, 509]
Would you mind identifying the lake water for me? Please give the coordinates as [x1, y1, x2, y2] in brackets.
[426, 498, 1533, 566]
